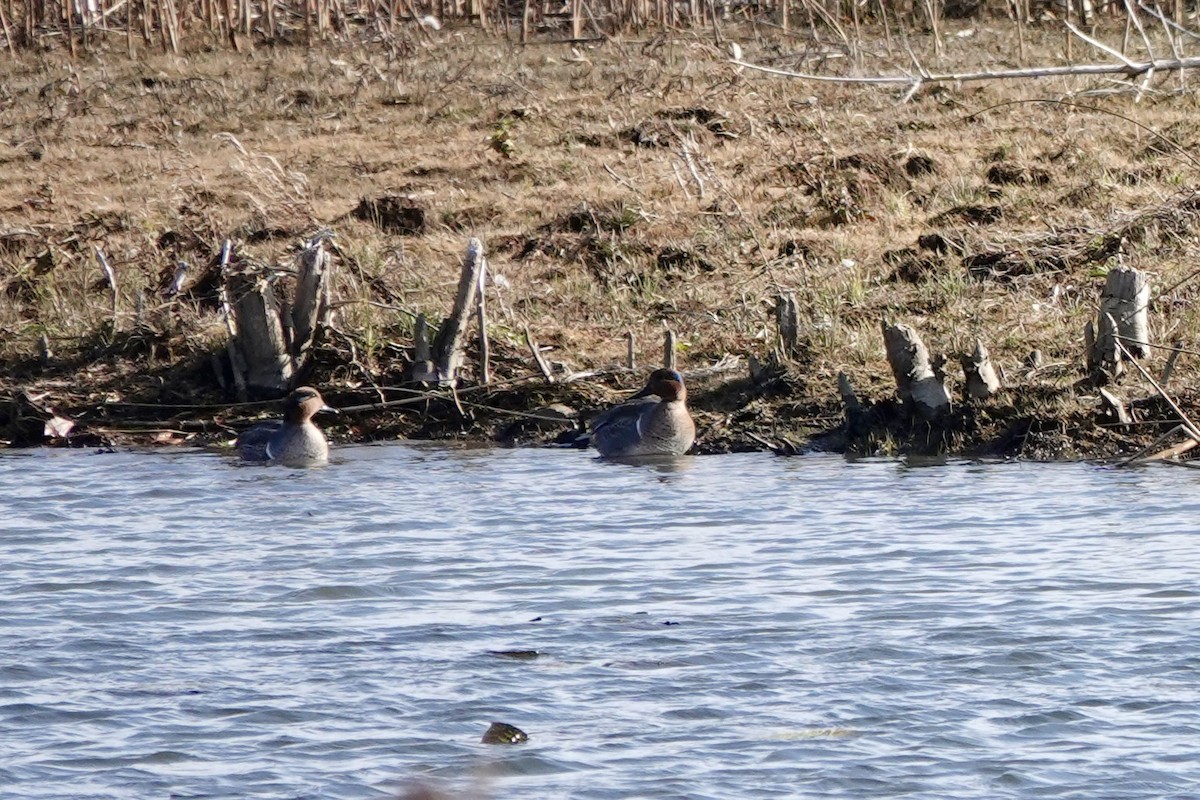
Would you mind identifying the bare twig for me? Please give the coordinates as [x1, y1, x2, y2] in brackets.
[1116, 338, 1200, 440]
[1066, 21, 1138, 68]
[94, 246, 118, 321]
[524, 325, 555, 384]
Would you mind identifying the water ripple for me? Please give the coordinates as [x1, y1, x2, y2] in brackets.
[4, 449, 1200, 798]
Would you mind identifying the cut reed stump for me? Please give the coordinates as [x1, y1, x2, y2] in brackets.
[837, 371, 870, 438]
[407, 313, 438, 383]
[291, 231, 334, 370]
[476, 250, 491, 385]
[1087, 263, 1150, 382]
[960, 339, 1001, 401]
[225, 269, 292, 397]
[223, 233, 334, 399]
[431, 238, 486, 384]
[882, 321, 951, 420]
[775, 292, 800, 358]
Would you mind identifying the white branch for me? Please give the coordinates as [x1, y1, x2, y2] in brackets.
[731, 55, 1200, 88]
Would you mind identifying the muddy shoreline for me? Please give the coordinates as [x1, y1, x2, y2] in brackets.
[3, 338, 1188, 461]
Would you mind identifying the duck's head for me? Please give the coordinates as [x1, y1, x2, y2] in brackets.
[284, 386, 339, 423]
[634, 368, 687, 402]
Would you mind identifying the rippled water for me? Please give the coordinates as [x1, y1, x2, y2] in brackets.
[3, 445, 1200, 799]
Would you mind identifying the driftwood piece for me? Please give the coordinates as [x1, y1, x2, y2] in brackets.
[663, 330, 677, 370]
[881, 321, 951, 420]
[432, 238, 486, 383]
[1145, 436, 1200, 462]
[1125, 425, 1200, 465]
[775, 292, 800, 358]
[626, 331, 635, 370]
[1098, 387, 1131, 427]
[960, 339, 1001, 400]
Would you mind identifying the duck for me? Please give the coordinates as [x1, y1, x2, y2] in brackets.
[589, 368, 696, 458]
[235, 386, 338, 467]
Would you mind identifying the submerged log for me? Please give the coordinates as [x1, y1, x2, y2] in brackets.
[881, 321, 951, 420]
[960, 338, 1001, 400]
[432, 238, 486, 383]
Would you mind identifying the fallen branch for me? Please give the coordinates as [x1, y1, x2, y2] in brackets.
[731, 55, 1200, 92]
[1117, 338, 1199, 440]
[1117, 423, 1200, 466]
[1113, 338, 1200, 467]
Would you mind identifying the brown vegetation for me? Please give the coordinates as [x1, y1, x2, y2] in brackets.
[4, 15, 1200, 459]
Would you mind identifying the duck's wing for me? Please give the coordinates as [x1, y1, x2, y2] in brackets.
[589, 396, 657, 456]
[235, 421, 283, 461]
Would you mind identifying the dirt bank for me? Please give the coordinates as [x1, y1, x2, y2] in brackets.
[3, 23, 1200, 460]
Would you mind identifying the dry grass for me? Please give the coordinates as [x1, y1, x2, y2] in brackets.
[4, 19, 1200, 456]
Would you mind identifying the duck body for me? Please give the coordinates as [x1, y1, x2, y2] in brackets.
[590, 369, 696, 458]
[236, 387, 337, 467]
